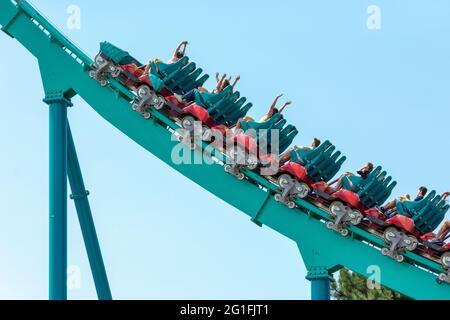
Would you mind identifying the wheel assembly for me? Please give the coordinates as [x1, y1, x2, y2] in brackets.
[181, 115, 195, 131]
[441, 252, 450, 268]
[404, 236, 418, 251]
[438, 273, 448, 283]
[202, 126, 212, 141]
[295, 182, 310, 199]
[143, 112, 151, 120]
[349, 210, 363, 226]
[340, 228, 349, 237]
[384, 227, 398, 242]
[395, 254, 405, 263]
[381, 248, 389, 256]
[326, 221, 334, 230]
[287, 201, 296, 209]
[274, 194, 282, 202]
[137, 85, 151, 99]
[246, 155, 259, 170]
[100, 79, 107, 87]
[278, 174, 292, 189]
[94, 53, 105, 66]
[329, 201, 344, 217]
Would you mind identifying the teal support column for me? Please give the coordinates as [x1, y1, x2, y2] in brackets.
[67, 125, 112, 300]
[306, 267, 331, 300]
[45, 94, 72, 300]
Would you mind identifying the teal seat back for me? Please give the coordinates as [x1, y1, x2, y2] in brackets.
[193, 88, 252, 127]
[407, 192, 449, 234]
[291, 141, 346, 183]
[150, 57, 209, 95]
[353, 167, 397, 208]
[240, 114, 297, 154]
[99, 41, 143, 66]
[397, 192, 435, 218]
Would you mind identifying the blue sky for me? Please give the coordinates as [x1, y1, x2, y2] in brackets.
[0, 0, 449, 300]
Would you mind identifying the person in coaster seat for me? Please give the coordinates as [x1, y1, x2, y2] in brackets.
[168, 41, 188, 64]
[233, 94, 292, 132]
[259, 94, 292, 122]
[214, 73, 241, 94]
[279, 138, 322, 166]
[380, 186, 428, 218]
[322, 162, 374, 194]
[427, 192, 450, 244]
[181, 73, 241, 103]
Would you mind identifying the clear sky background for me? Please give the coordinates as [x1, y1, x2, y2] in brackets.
[0, 0, 449, 300]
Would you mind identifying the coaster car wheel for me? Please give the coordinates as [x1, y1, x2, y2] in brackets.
[384, 227, 398, 242]
[287, 201, 296, 209]
[202, 126, 212, 141]
[381, 248, 390, 256]
[349, 210, 363, 226]
[181, 115, 195, 132]
[441, 252, 450, 268]
[404, 236, 418, 251]
[89, 70, 96, 79]
[246, 155, 259, 170]
[274, 194, 283, 202]
[132, 103, 139, 111]
[438, 273, 448, 283]
[340, 228, 349, 237]
[237, 172, 245, 181]
[100, 79, 108, 87]
[110, 65, 121, 78]
[329, 201, 345, 217]
[326, 221, 335, 230]
[94, 53, 105, 66]
[224, 164, 233, 173]
[143, 112, 151, 120]
[137, 85, 151, 99]
[278, 174, 293, 189]
[295, 183, 310, 199]
[395, 254, 405, 263]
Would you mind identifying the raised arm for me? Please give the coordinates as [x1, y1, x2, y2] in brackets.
[441, 192, 450, 201]
[267, 94, 283, 118]
[278, 100, 292, 114]
[173, 41, 188, 59]
[231, 75, 241, 88]
[214, 74, 227, 92]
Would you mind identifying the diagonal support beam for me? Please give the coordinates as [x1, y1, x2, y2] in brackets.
[67, 124, 112, 300]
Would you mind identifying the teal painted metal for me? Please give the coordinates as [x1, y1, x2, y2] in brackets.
[67, 126, 112, 300]
[45, 96, 71, 300]
[2, 0, 450, 300]
[306, 267, 331, 300]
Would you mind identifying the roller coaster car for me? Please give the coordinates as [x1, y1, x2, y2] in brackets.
[313, 166, 397, 237]
[89, 42, 209, 117]
[419, 233, 450, 283]
[224, 114, 298, 180]
[378, 192, 449, 266]
[89, 41, 141, 86]
[273, 141, 346, 209]
[176, 87, 253, 149]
